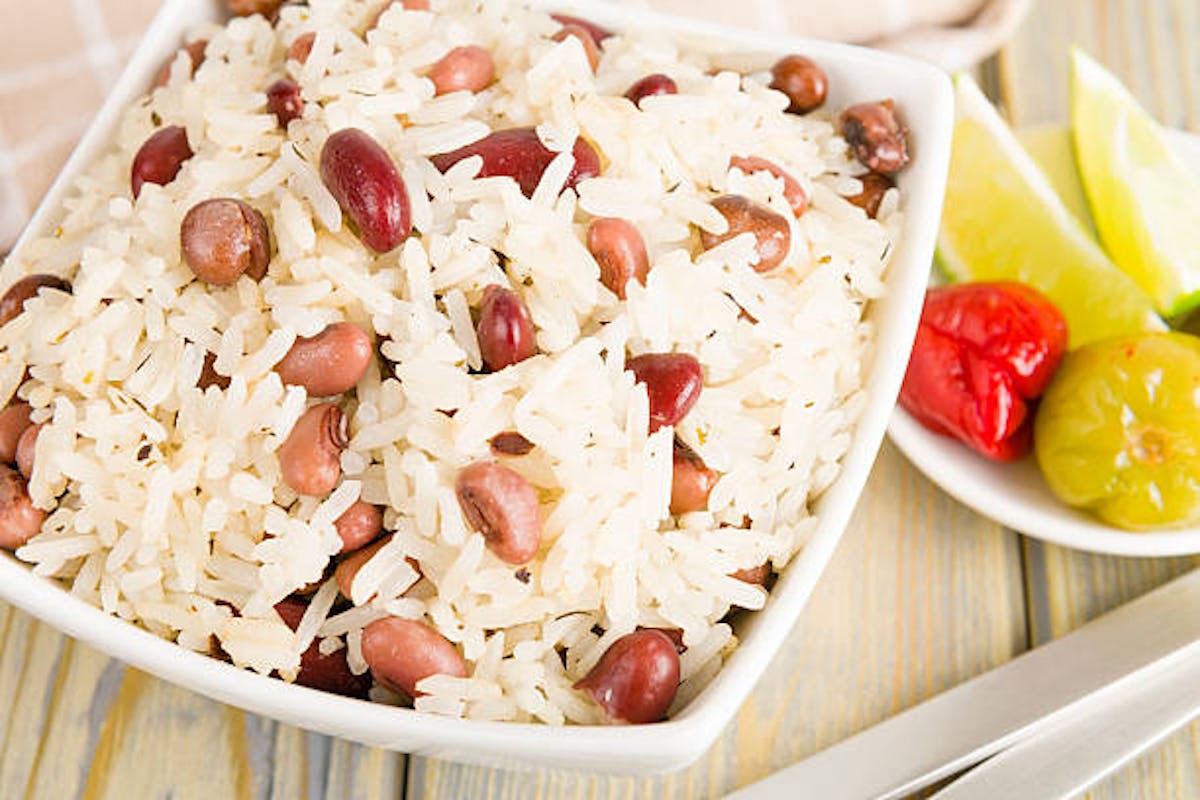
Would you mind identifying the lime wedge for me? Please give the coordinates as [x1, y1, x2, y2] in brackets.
[1070, 49, 1200, 317]
[938, 74, 1163, 347]
[1018, 125, 1097, 238]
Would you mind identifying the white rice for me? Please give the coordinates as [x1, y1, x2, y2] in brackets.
[0, 0, 903, 724]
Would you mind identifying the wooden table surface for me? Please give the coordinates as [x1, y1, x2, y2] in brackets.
[3, 1, 1200, 798]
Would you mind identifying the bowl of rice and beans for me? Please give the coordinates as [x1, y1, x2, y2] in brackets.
[0, 0, 952, 773]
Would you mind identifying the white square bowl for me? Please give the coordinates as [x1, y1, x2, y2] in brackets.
[0, 0, 952, 775]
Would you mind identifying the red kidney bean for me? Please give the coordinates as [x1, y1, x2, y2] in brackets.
[288, 32, 316, 64]
[274, 598, 373, 698]
[181, 198, 271, 285]
[553, 24, 601, 73]
[16, 423, 41, 480]
[131, 126, 193, 199]
[476, 285, 536, 372]
[587, 218, 649, 300]
[278, 403, 348, 496]
[227, 0, 284, 17]
[0, 274, 72, 326]
[274, 322, 374, 397]
[266, 77, 305, 127]
[360, 617, 467, 699]
[334, 534, 391, 599]
[840, 100, 909, 175]
[429, 127, 601, 198]
[334, 500, 383, 553]
[198, 351, 231, 391]
[625, 73, 677, 107]
[455, 461, 542, 565]
[700, 194, 791, 273]
[0, 466, 46, 551]
[320, 128, 412, 253]
[335, 536, 423, 602]
[730, 562, 771, 585]
[670, 439, 718, 515]
[638, 626, 687, 654]
[489, 431, 534, 457]
[626, 353, 703, 433]
[0, 403, 32, 464]
[769, 55, 828, 114]
[845, 171, 895, 219]
[429, 45, 495, 95]
[154, 39, 208, 88]
[728, 155, 808, 217]
[549, 13, 611, 45]
[574, 629, 680, 724]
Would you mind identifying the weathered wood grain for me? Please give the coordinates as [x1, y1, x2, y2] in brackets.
[407, 443, 1027, 798]
[0, 603, 406, 800]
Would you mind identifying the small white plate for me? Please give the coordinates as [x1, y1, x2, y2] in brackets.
[888, 129, 1200, 558]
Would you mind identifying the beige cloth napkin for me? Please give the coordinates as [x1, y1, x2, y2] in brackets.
[0, 0, 1030, 251]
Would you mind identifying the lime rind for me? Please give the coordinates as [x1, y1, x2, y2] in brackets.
[1070, 48, 1200, 317]
[937, 74, 1163, 346]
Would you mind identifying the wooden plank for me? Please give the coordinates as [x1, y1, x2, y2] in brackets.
[997, 1, 1200, 798]
[407, 443, 1027, 798]
[0, 605, 405, 800]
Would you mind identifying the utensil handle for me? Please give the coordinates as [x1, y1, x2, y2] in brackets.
[933, 644, 1200, 800]
[725, 569, 1200, 800]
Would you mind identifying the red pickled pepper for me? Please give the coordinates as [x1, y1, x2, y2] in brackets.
[899, 282, 1068, 461]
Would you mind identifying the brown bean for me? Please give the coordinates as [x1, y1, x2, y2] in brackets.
[198, 352, 231, 391]
[489, 431, 534, 457]
[288, 32, 316, 64]
[729, 156, 808, 217]
[181, 198, 271, 285]
[574, 629, 680, 724]
[361, 617, 467, 699]
[626, 353, 703, 433]
[430, 127, 601, 198]
[154, 39, 208, 88]
[266, 77, 305, 127]
[625, 73, 677, 107]
[335, 536, 423, 601]
[477, 285, 536, 372]
[227, 0, 284, 17]
[320, 128, 412, 253]
[130, 126, 193, 198]
[429, 45, 495, 95]
[335, 535, 390, 599]
[278, 403, 348, 496]
[0, 404, 32, 464]
[334, 500, 383, 553]
[840, 100, 909, 175]
[274, 598, 372, 698]
[549, 13, 611, 45]
[275, 322, 374, 396]
[16, 423, 41, 480]
[455, 461, 541, 565]
[730, 562, 771, 585]
[0, 466, 46, 551]
[769, 55, 828, 114]
[845, 171, 895, 219]
[0, 275, 72, 326]
[553, 24, 601, 73]
[638, 626, 687, 654]
[700, 194, 791, 273]
[670, 439, 718, 515]
[587, 218, 649, 300]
